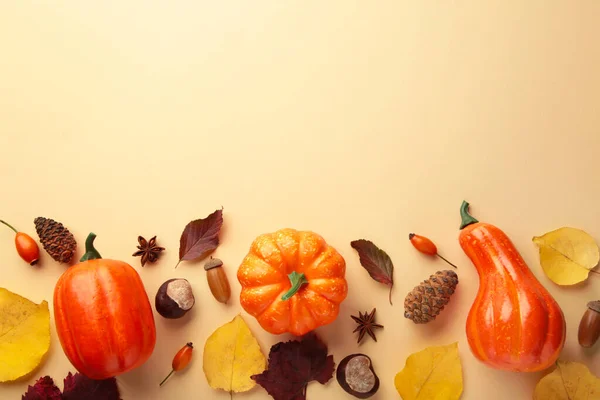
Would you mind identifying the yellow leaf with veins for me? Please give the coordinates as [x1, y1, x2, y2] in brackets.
[394, 342, 463, 400]
[0, 288, 50, 382]
[533, 227, 600, 285]
[533, 360, 600, 399]
[203, 314, 266, 394]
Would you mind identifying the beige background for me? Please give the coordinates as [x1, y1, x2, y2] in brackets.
[1, 2, 600, 399]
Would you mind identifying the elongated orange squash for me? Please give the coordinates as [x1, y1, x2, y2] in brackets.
[459, 201, 566, 372]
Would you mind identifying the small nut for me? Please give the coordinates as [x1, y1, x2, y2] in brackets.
[155, 278, 195, 319]
[204, 257, 231, 304]
[578, 300, 600, 348]
[336, 354, 379, 399]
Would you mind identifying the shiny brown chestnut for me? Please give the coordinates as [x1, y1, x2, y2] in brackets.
[336, 354, 379, 399]
[155, 278, 195, 319]
[578, 300, 600, 348]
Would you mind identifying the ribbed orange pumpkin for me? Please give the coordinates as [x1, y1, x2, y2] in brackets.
[237, 228, 348, 336]
[459, 202, 566, 372]
[54, 233, 156, 379]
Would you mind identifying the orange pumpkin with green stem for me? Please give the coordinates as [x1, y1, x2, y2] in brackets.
[459, 201, 566, 372]
[54, 233, 156, 379]
[237, 228, 348, 336]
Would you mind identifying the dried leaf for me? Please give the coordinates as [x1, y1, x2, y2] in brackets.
[22, 376, 62, 400]
[0, 288, 50, 382]
[350, 239, 394, 305]
[203, 314, 266, 394]
[394, 342, 463, 400]
[177, 208, 223, 267]
[62, 372, 121, 400]
[21, 372, 121, 400]
[251, 332, 335, 400]
[532, 227, 600, 285]
[533, 360, 600, 399]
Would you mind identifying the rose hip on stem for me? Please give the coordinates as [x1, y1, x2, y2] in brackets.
[408, 233, 458, 269]
[1, 219, 40, 266]
[160, 342, 194, 387]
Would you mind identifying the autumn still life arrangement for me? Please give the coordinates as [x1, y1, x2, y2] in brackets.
[1, 201, 600, 400]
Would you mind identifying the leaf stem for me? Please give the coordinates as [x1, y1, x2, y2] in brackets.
[388, 285, 393, 306]
[0, 219, 18, 233]
[437, 254, 458, 269]
[175, 260, 182, 269]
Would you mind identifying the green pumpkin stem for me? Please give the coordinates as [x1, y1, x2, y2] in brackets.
[281, 271, 308, 301]
[80, 232, 102, 261]
[459, 200, 479, 230]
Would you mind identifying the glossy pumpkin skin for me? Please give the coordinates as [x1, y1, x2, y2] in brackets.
[460, 222, 566, 372]
[238, 228, 348, 336]
[54, 259, 156, 379]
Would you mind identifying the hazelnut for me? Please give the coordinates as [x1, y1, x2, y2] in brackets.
[578, 300, 600, 348]
[336, 354, 379, 399]
[155, 278, 195, 319]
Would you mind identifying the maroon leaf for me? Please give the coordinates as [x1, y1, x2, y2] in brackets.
[62, 372, 121, 400]
[22, 373, 121, 400]
[350, 239, 395, 305]
[177, 208, 223, 267]
[22, 376, 62, 400]
[251, 333, 335, 400]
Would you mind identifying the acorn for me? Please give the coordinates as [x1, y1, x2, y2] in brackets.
[336, 354, 379, 399]
[155, 278, 195, 319]
[578, 300, 600, 348]
[204, 257, 231, 304]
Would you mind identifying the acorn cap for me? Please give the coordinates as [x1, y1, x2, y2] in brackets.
[587, 300, 600, 313]
[204, 257, 223, 271]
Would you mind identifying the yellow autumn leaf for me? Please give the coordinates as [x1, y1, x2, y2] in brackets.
[203, 314, 266, 394]
[394, 342, 463, 400]
[0, 288, 50, 382]
[532, 227, 600, 285]
[533, 360, 600, 399]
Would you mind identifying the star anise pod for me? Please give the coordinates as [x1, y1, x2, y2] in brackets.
[132, 236, 165, 267]
[351, 308, 383, 344]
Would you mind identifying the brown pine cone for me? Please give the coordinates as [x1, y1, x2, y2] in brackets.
[404, 270, 458, 324]
[34, 217, 77, 263]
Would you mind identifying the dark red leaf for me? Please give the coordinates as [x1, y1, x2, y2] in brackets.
[177, 208, 223, 267]
[22, 376, 62, 400]
[350, 239, 395, 305]
[62, 372, 121, 400]
[251, 333, 335, 400]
